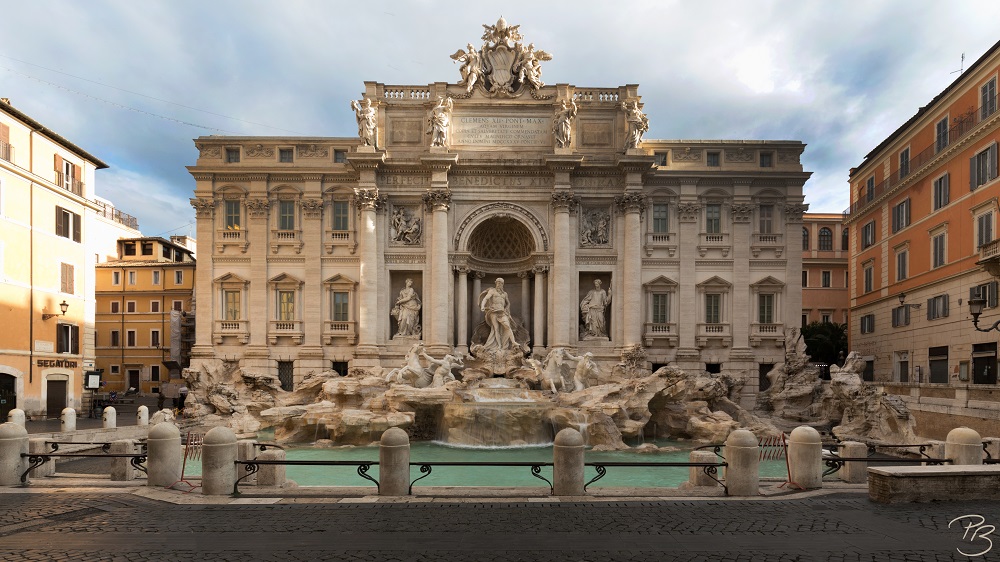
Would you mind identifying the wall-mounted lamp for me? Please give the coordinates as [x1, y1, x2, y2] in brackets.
[42, 300, 70, 320]
[968, 295, 1000, 332]
[897, 293, 921, 309]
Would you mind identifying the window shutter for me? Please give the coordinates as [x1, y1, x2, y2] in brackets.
[943, 296, 949, 317]
[905, 305, 911, 324]
[73, 163, 81, 180]
[971, 156, 978, 190]
[0, 123, 9, 143]
[72, 212, 81, 242]
[55, 206, 62, 236]
[928, 298, 934, 320]
[54, 154, 63, 172]
[71, 326, 79, 355]
[990, 142, 998, 182]
[991, 281, 999, 308]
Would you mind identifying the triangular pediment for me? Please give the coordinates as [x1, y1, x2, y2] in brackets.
[324, 273, 358, 287]
[750, 275, 785, 288]
[643, 275, 678, 288]
[697, 275, 732, 289]
[214, 272, 248, 285]
[269, 273, 304, 285]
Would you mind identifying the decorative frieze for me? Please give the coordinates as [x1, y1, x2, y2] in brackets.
[576, 256, 617, 265]
[385, 254, 427, 264]
[725, 148, 754, 163]
[390, 205, 422, 245]
[245, 198, 270, 218]
[196, 144, 221, 158]
[579, 207, 611, 247]
[672, 147, 702, 162]
[190, 197, 216, 218]
[246, 144, 275, 158]
[297, 144, 329, 158]
[778, 150, 800, 164]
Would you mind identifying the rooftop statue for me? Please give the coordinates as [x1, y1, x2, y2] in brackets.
[427, 96, 453, 148]
[350, 98, 377, 148]
[450, 17, 552, 99]
[622, 99, 649, 150]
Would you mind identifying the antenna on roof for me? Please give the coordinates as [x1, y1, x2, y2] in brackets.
[950, 53, 965, 75]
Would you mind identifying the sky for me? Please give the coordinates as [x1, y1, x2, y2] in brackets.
[3, 0, 1000, 237]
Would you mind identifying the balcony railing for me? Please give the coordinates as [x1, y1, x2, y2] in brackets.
[323, 320, 357, 345]
[696, 323, 731, 348]
[324, 229, 357, 254]
[0, 140, 12, 163]
[750, 233, 784, 257]
[214, 320, 249, 344]
[750, 323, 785, 347]
[698, 232, 730, 257]
[91, 198, 139, 230]
[268, 320, 303, 345]
[844, 92, 998, 220]
[216, 228, 249, 254]
[270, 229, 303, 254]
[644, 232, 677, 256]
[643, 322, 678, 347]
[54, 171, 84, 196]
[977, 238, 1000, 277]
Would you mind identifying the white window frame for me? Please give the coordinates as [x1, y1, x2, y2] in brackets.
[821, 270, 831, 288]
[151, 270, 161, 285]
[150, 329, 161, 348]
[861, 221, 876, 248]
[932, 173, 950, 211]
[126, 329, 137, 347]
[127, 270, 136, 285]
[110, 301, 120, 314]
[860, 313, 875, 334]
[126, 300, 136, 313]
[150, 300, 160, 313]
[112, 271, 121, 286]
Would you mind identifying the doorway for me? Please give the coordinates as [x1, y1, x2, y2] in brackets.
[972, 343, 997, 384]
[46, 380, 67, 418]
[0, 374, 15, 420]
[127, 369, 141, 391]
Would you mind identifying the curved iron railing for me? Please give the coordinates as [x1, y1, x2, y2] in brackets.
[691, 444, 726, 461]
[46, 441, 147, 454]
[408, 462, 554, 494]
[583, 461, 727, 494]
[232, 459, 378, 496]
[20, 453, 147, 483]
[822, 453, 951, 477]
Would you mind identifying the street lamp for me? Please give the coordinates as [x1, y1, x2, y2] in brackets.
[968, 294, 1000, 332]
[42, 300, 69, 320]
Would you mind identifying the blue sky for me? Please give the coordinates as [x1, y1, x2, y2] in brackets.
[3, 0, 1000, 236]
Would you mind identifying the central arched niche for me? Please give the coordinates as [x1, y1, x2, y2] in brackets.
[467, 216, 535, 262]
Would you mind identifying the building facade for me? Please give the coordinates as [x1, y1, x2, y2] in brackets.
[95, 237, 196, 395]
[801, 213, 849, 327]
[0, 98, 109, 419]
[844, 39, 1000, 438]
[187, 21, 810, 404]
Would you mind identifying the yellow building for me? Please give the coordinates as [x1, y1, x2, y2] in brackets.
[95, 237, 196, 395]
[0, 98, 109, 419]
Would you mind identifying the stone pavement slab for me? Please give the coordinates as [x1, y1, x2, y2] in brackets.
[0, 491, 996, 560]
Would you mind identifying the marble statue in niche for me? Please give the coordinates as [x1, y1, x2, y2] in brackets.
[391, 279, 422, 338]
[580, 279, 611, 340]
[390, 206, 422, 245]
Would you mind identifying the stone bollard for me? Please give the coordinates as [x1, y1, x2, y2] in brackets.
[257, 449, 286, 488]
[724, 429, 759, 496]
[237, 440, 258, 486]
[110, 439, 136, 481]
[60, 408, 76, 432]
[7, 409, 25, 428]
[136, 406, 149, 427]
[379, 427, 410, 496]
[201, 427, 237, 496]
[688, 450, 722, 488]
[984, 437, 1000, 462]
[946, 427, 984, 466]
[0, 422, 28, 486]
[103, 406, 117, 429]
[787, 426, 823, 489]
[553, 428, 585, 496]
[28, 438, 55, 478]
[147, 422, 182, 487]
[838, 441, 868, 484]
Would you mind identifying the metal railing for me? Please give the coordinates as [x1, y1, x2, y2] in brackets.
[20, 452, 147, 483]
[822, 453, 951, 477]
[233, 459, 378, 496]
[0, 140, 12, 162]
[91, 198, 139, 230]
[54, 171, 84, 196]
[408, 462, 554, 494]
[583, 461, 728, 494]
[46, 441, 147, 454]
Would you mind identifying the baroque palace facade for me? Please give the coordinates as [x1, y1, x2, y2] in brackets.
[188, 20, 810, 401]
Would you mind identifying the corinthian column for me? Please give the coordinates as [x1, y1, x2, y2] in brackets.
[455, 266, 470, 354]
[533, 266, 547, 355]
[550, 191, 577, 348]
[354, 188, 386, 362]
[423, 189, 452, 354]
[616, 192, 646, 347]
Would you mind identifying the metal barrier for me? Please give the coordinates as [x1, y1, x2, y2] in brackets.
[984, 442, 999, 465]
[232, 460, 378, 496]
[583, 461, 728, 494]
[46, 441, 147, 454]
[822, 453, 951, 477]
[168, 432, 203, 492]
[865, 443, 938, 459]
[408, 462, 554, 494]
[20, 452, 147, 483]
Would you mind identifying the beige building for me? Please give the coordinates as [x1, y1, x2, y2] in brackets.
[187, 20, 810, 403]
[801, 213, 849, 327]
[0, 98, 113, 419]
[95, 237, 195, 396]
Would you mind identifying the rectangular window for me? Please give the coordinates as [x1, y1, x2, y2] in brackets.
[758, 205, 773, 234]
[62, 161, 76, 191]
[225, 147, 240, 163]
[928, 346, 949, 384]
[278, 361, 294, 391]
[173, 300, 184, 311]
[151, 270, 161, 285]
[278, 200, 295, 231]
[175, 270, 183, 285]
[865, 176, 875, 202]
[705, 204, 721, 234]
[933, 174, 950, 210]
[935, 117, 949, 152]
[332, 201, 350, 231]
[706, 152, 720, 167]
[278, 290, 295, 321]
[821, 271, 831, 288]
[279, 148, 293, 163]
[927, 294, 950, 320]
[123, 242, 136, 256]
[652, 294, 669, 324]
[225, 200, 241, 230]
[801, 270, 808, 287]
[652, 204, 668, 233]
[898, 148, 910, 179]
[333, 291, 349, 322]
[896, 250, 908, 281]
[224, 290, 241, 321]
[110, 365, 120, 375]
[970, 143, 998, 190]
[653, 152, 667, 166]
[758, 294, 774, 324]
[56, 323, 79, 354]
[60, 262, 74, 294]
[150, 330, 161, 347]
[705, 293, 721, 324]
[971, 281, 999, 308]
[334, 150, 347, 163]
[860, 314, 875, 334]
[864, 264, 873, 293]
[821, 314, 831, 324]
[891, 199, 910, 233]
[55, 206, 81, 242]
[163, 245, 171, 259]
[110, 301, 120, 314]
[982, 77, 997, 120]
[141, 242, 153, 255]
[150, 365, 160, 382]
[801, 314, 808, 328]
[978, 211, 994, 248]
[932, 233, 946, 268]
[891, 305, 910, 327]
[126, 330, 136, 347]
[128, 271, 136, 285]
[861, 221, 876, 248]
[112, 271, 121, 285]
[150, 300, 160, 313]
[759, 152, 773, 168]
[126, 301, 136, 313]
[110, 330, 120, 347]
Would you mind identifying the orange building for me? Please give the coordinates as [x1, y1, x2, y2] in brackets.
[95, 237, 196, 395]
[801, 213, 849, 327]
[844, 40, 1000, 438]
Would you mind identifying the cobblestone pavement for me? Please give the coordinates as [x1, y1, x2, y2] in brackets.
[0, 492, 997, 561]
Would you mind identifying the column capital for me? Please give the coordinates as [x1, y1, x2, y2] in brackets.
[517, 271, 530, 279]
[473, 270, 485, 280]
[190, 197, 215, 218]
[246, 198, 270, 218]
[422, 189, 452, 211]
[354, 188, 387, 211]
[301, 198, 324, 219]
[677, 202, 701, 222]
[533, 265, 549, 274]
[730, 203, 756, 223]
[453, 265, 471, 275]
[614, 192, 646, 214]
[551, 190, 579, 211]
[784, 203, 809, 223]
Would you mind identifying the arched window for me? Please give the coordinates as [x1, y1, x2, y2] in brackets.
[842, 228, 849, 251]
[802, 227, 810, 251]
[818, 227, 833, 251]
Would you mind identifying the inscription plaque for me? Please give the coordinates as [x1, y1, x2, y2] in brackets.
[452, 115, 550, 147]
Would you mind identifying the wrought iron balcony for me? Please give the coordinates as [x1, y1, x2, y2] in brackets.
[54, 171, 84, 196]
[977, 238, 1000, 277]
[0, 140, 12, 163]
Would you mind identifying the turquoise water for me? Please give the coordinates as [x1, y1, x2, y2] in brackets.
[183, 441, 791, 488]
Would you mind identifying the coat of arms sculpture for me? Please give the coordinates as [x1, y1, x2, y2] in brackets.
[450, 17, 553, 99]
